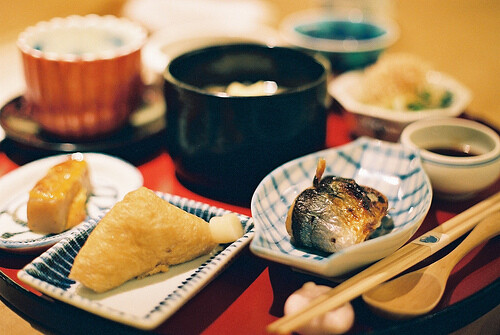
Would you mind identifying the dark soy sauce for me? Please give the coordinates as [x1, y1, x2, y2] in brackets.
[427, 147, 480, 157]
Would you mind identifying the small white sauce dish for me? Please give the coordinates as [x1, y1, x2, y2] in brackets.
[400, 117, 500, 200]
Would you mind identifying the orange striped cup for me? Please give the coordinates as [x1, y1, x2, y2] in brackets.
[17, 15, 147, 139]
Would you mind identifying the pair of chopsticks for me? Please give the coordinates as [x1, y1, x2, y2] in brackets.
[267, 191, 500, 334]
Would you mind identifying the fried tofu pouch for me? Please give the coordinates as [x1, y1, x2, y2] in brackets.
[69, 187, 217, 293]
[27, 158, 91, 234]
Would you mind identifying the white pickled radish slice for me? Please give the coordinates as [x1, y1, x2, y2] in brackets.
[209, 213, 244, 244]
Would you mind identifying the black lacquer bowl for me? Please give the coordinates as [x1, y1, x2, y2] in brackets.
[163, 44, 329, 204]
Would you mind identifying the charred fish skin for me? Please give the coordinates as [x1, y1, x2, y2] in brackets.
[290, 187, 351, 253]
[289, 176, 388, 253]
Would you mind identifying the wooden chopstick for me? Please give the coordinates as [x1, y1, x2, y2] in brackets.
[267, 191, 500, 334]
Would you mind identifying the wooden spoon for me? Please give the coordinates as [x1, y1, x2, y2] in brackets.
[362, 211, 500, 319]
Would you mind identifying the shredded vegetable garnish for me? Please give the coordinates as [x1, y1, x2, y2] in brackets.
[359, 53, 453, 111]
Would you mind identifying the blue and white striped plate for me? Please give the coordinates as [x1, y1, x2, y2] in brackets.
[18, 193, 254, 330]
[250, 137, 432, 277]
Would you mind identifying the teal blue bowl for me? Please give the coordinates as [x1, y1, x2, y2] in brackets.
[280, 10, 399, 72]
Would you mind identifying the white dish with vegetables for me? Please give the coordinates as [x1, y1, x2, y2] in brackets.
[329, 56, 471, 142]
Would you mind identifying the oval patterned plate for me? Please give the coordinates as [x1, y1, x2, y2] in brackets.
[0, 152, 143, 253]
[250, 137, 433, 277]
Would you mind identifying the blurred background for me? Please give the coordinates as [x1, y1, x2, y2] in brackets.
[0, 0, 498, 129]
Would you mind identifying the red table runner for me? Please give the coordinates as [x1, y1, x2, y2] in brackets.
[0, 110, 498, 334]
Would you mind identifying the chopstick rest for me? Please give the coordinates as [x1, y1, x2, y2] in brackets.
[267, 191, 500, 334]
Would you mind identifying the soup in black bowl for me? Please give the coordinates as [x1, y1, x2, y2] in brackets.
[163, 44, 329, 205]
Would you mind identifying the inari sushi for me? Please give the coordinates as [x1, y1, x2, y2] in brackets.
[69, 187, 217, 293]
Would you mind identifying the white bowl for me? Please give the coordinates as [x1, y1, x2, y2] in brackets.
[142, 20, 281, 84]
[122, 0, 277, 32]
[400, 117, 500, 199]
[329, 70, 472, 141]
[250, 137, 432, 278]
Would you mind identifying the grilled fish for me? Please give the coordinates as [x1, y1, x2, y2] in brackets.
[285, 158, 388, 253]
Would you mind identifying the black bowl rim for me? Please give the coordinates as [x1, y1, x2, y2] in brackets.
[163, 43, 329, 98]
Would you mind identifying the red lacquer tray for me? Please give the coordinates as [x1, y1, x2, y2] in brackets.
[0, 110, 499, 335]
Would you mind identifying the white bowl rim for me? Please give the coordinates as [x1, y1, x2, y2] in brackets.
[17, 14, 147, 62]
[400, 117, 500, 166]
[329, 70, 472, 123]
[142, 19, 282, 76]
[279, 8, 400, 53]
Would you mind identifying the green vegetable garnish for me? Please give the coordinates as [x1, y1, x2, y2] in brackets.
[406, 89, 454, 111]
[440, 90, 453, 108]
[419, 90, 431, 103]
[407, 102, 426, 111]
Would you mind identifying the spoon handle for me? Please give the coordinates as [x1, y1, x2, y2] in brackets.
[437, 211, 500, 275]
[435, 192, 500, 242]
[413, 193, 500, 255]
